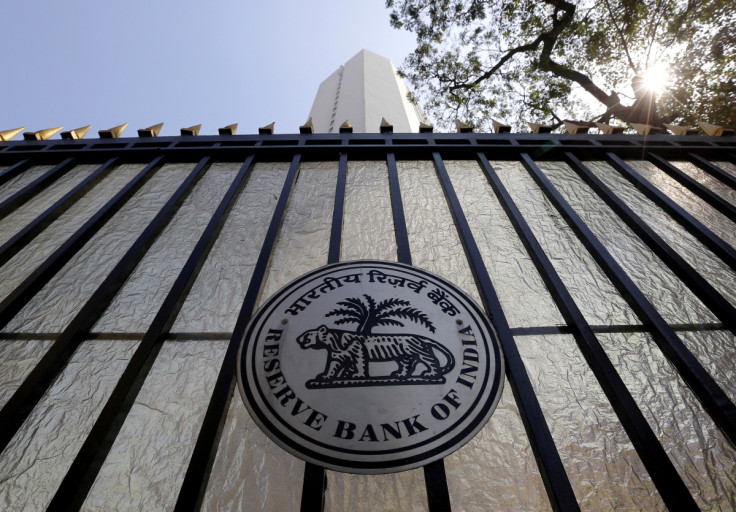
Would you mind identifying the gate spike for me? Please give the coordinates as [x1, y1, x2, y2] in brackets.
[61, 125, 92, 140]
[455, 120, 473, 133]
[98, 122, 128, 139]
[380, 117, 393, 134]
[492, 120, 511, 133]
[0, 127, 25, 141]
[180, 124, 202, 136]
[299, 118, 314, 134]
[23, 126, 63, 140]
[137, 122, 163, 138]
[259, 122, 275, 135]
[339, 121, 353, 133]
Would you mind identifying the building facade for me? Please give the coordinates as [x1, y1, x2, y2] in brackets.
[308, 49, 427, 133]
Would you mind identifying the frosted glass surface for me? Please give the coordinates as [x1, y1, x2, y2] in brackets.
[0, 165, 53, 203]
[203, 161, 339, 511]
[3, 164, 189, 333]
[341, 160, 397, 262]
[0, 164, 145, 303]
[677, 330, 736, 403]
[258, 162, 337, 303]
[397, 160, 549, 509]
[671, 161, 736, 206]
[598, 331, 736, 510]
[84, 339, 228, 511]
[714, 160, 736, 178]
[93, 163, 238, 333]
[0, 339, 138, 511]
[0, 164, 97, 246]
[494, 161, 639, 326]
[445, 377, 551, 511]
[171, 162, 287, 333]
[397, 160, 480, 304]
[446, 160, 564, 328]
[587, 161, 736, 309]
[0, 338, 55, 408]
[517, 334, 663, 510]
[625, 160, 736, 248]
[539, 161, 716, 324]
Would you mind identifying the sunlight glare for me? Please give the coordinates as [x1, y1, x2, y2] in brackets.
[641, 63, 670, 94]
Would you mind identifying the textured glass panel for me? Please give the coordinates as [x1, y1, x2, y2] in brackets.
[397, 160, 479, 303]
[445, 377, 551, 511]
[397, 160, 549, 510]
[598, 331, 736, 510]
[202, 162, 338, 511]
[93, 163, 237, 333]
[671, 161, 736, 206]
[0, 339, 138, 510]
[677, 330, 736, 403]
[493, 161, 639, 326]
[0, 338, 55, 408]
[84, 339, 228, 511]
[0, 164, 97, 246]
[586, 161, 736, 309]
[258, 162, 337, 302]
[326, 161, 427, 512]
[446, 160, 564, 329]
[171, 162, 287, 333]
[539, 161, 716, 324]
[341, 160, 397, 262]
[201, 399, 304, 512]
[0, 165, 53, 203]
[714, 161, 736, 179]
[517, 334, 663, 510]
[3, 164, 189, 333]
[0, 164, 145, 303]
[625, 160, 736, 248]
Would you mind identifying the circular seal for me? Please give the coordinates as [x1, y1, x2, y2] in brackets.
[237, 260, 504, 474]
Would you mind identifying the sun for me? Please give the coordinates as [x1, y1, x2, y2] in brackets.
[641, 63, 670, 95]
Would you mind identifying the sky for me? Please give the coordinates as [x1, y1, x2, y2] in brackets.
[0, 1, 417, 138]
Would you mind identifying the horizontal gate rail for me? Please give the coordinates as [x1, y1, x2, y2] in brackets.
[430, 152, 580, 511]
[520, 152, 736, 448]
[47, 155, 256, 511]
[175, 154, 302, 512]
[564, 152, 736, 335]
[477, 152, 698, 509]
[0, 157, 118, 269]
[0, 156, 210, 454]
[606, 153, 736, 271]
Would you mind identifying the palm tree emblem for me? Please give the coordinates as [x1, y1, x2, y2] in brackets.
[326, 295, 435, 335]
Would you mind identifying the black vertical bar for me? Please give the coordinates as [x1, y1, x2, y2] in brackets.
[0, 156, 166, 330]
[688, 153, 736, 190]
[0, 159, 31, 187]
[606, 153, 736, 271]
[0, 158, 117, 269]
[47, 156, 256, 511]
[387, 153, 452, 511]
[174, 154, 302, 512]
[648, 153, 736, 222]
[520, 152, 736, 447]
[300, 153, 347, 512]
[386, 153, 412, 265]
[0, 157, 76, 220]
[327, 153, 348, 264]
[0, 157, 210, 454]
[564, 152, 736, 334]
[430, 152, 579, 511]
[476, 153, 698, 510]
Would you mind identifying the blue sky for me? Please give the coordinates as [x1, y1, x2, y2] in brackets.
[0, 1, 417, 138]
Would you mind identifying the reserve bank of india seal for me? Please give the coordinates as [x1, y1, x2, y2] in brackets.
[237, 260, 504, 473]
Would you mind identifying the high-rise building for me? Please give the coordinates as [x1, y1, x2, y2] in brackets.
[308, 49, 427, 133]
[0, 52, 734, 512]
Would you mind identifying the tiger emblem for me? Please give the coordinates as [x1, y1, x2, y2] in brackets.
[296, 325, 455, 387]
